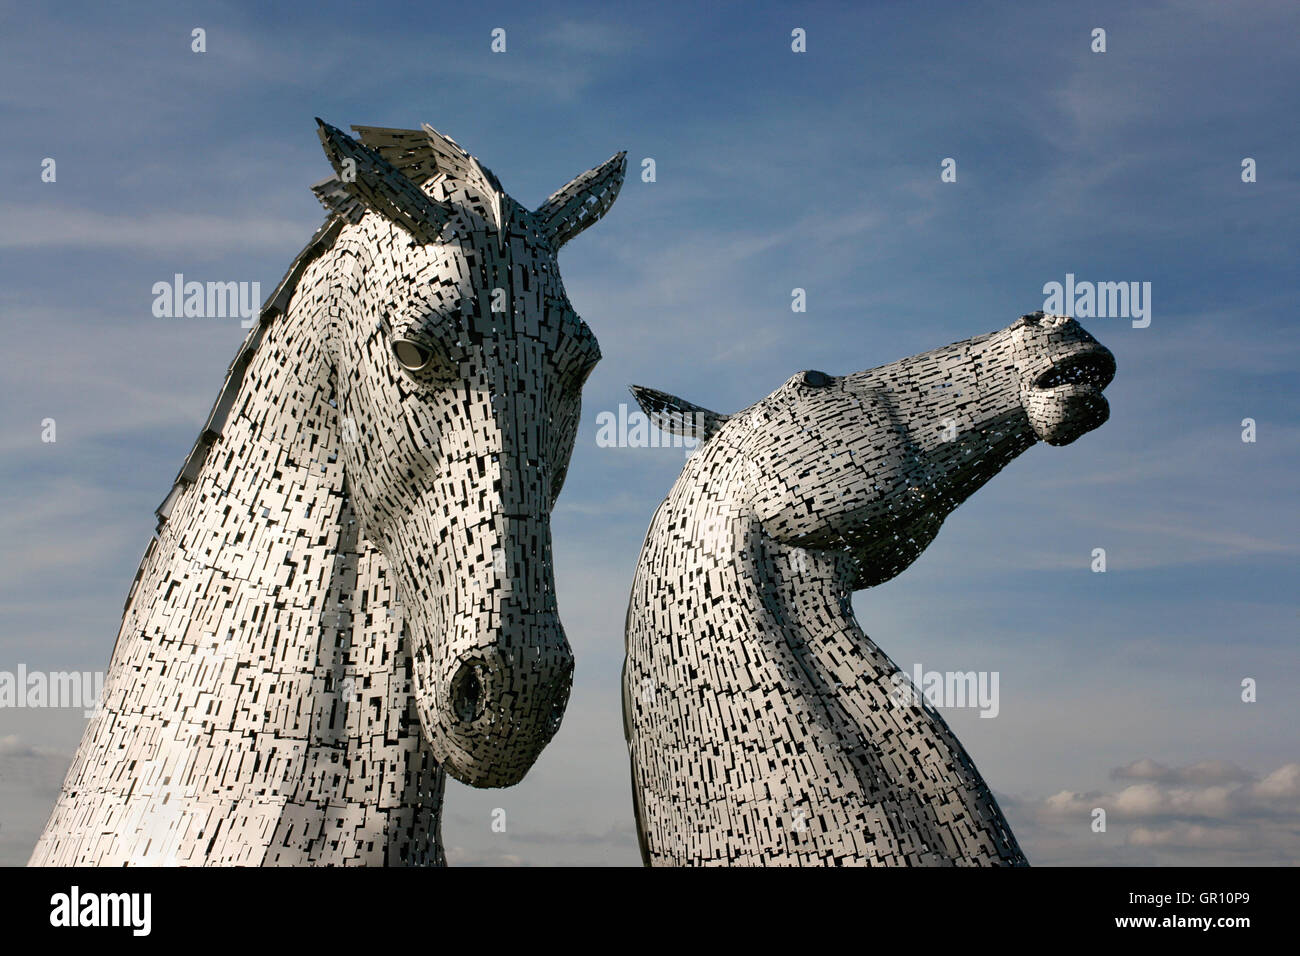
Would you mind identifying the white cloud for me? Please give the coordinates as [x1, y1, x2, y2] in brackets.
[1127, 823, 1262, 850]
[0, 734, 37, 756]
[1018, 759, 1300, 864]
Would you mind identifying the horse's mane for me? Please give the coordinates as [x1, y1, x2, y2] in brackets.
[151, 125, 498, 536]
[122, 122, 545, 626]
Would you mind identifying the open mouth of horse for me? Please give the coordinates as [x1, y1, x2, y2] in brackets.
[1033, 347, 1117, 392]
[1024, 344, 1115, 445]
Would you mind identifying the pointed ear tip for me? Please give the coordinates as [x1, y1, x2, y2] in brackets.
[316, 120, 345, 144]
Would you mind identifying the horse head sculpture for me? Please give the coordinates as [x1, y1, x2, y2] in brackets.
[314, 121, 625, 785]
[635, 311, 1115, 588]
[624, 312, 1115, 865]
[31, 120, 624, 866]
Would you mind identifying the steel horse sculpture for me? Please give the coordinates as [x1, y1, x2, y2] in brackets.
[623, 312, 1116, 865]
[30, 120, 625, 865]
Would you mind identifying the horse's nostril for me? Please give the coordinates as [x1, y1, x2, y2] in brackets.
[451, 661, 487, 723]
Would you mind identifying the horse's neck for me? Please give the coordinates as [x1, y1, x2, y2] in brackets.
[637, 441, 981, 762]
[138, 304, 346, 653]
[665, 485, 864, 675]
[34, 282, 444, 866]
[631, 485, 1021, 864]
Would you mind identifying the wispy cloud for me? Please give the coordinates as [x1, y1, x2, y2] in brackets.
[540, 20, 635, 56]
[1004, 758, 1300, 865]
[0, 205, 304, 254]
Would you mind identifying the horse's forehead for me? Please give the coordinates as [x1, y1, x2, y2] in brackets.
[398, 225, 565, 290]
[366, 240, 598, 361]
[344, 205, 599, 358]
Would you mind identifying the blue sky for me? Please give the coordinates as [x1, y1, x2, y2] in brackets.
[0, 0, 1296, 865]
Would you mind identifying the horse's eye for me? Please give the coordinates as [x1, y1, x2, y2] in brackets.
[802, 370, 833, 388]
[392, 339, 433, 372]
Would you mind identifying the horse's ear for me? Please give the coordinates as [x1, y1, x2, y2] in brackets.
[630, 385, 728, 443]
[315, 119, 453, 242]
[534, 151, 627, 249]
[418, 123, 507, 233]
